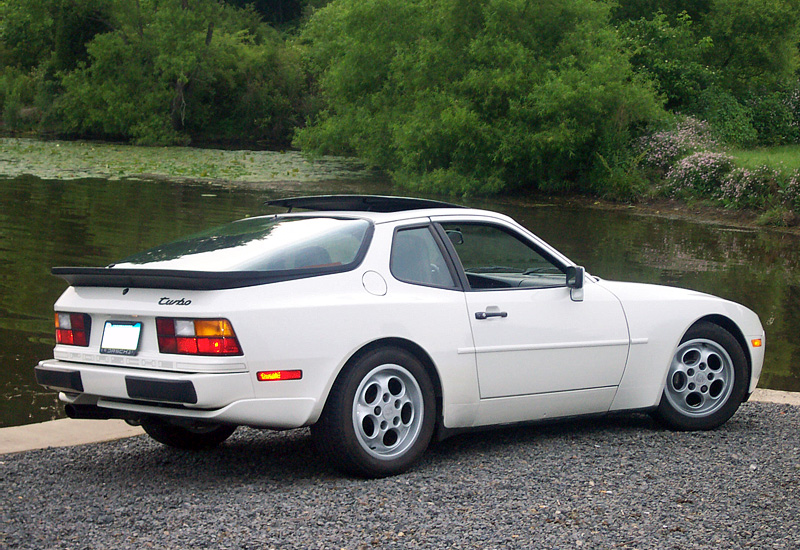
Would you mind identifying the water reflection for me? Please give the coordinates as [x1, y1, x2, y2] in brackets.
[1, 175, 798, 427]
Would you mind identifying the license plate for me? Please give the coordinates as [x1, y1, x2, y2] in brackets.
[100, 321, 142, 356]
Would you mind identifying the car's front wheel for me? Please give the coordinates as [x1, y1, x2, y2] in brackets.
[141, 418, 237, 450]
[312, 347, 436, 478]
[655, 321, 748, 430]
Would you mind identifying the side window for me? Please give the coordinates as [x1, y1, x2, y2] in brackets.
[391, 226, 456, 288]
[441, 223, 566, 290]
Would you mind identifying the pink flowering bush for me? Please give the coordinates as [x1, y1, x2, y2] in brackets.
[717, 166, 781, 209]
[639, 117, 719, 174]
[665, 151, 734, 197]
[782, 171, 800, 212]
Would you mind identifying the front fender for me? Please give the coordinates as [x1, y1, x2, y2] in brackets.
[597, 281, 765, 411]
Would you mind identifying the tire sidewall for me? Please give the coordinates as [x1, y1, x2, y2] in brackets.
[656, 322, 748, 430]
[322, 347, 436, 477]
[141, 419, 236, 450]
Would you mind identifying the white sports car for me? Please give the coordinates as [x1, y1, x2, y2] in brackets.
[36, 195, 765, 477]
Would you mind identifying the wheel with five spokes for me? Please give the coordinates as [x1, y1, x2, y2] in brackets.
[656, 322, 748, 430]
[312, 347, 436, 478]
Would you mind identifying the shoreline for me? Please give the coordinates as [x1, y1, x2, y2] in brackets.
[1, 387, 796, 456]
[4, 137, 800, 236]
[501, 193, 800, 237]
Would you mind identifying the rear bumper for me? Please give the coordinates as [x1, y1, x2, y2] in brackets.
[36, 360, 317, 429]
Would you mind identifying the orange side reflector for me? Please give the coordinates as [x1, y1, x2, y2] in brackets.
[751, 339, 763, 348]
[257, 370, 302, 382]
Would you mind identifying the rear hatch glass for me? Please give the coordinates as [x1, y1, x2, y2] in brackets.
[113, 216, 372, 272]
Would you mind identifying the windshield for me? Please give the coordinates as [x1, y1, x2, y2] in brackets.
[113, 216, 372, 272]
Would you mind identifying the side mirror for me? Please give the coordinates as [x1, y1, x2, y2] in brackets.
[566, 266, 584, 289]
[446, 230, 464, 246]
[566, 266, 584, 302]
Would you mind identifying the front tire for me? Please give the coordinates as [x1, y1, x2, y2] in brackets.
[142, 418, 237, 450]
[312, 347, 436, 478]
[655, 322, 748, 430]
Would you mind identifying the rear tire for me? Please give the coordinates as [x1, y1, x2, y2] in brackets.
[142, 418, 236, 450]
[312, 347, 436, 478]
[655, 322, 748, 430]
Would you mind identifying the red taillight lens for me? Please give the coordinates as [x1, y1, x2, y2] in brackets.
[156, 318, 242, 356]
[55, 313, 91, 347]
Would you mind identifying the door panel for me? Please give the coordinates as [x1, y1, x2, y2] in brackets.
[465, 282, 629, 398]
[435, 219, 630, 402]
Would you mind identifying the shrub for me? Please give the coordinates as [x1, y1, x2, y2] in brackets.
[592, 151, 649, 202]
[750, 93, 796, 146]
[638, 117, 719, 174]
[717, 166, 781, 209]
[665, 151, 735, 197]
[693, 88, 757, 147]
[785, 81, 800, 139]
[0, 69, 40, 132]
[782, 171, 800, 212]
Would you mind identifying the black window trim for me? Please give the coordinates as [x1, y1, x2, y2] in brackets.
[433, 220, 569, 293]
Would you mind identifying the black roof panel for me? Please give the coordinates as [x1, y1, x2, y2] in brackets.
[265, 194, 464, 213]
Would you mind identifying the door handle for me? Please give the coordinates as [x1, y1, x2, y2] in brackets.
[475, 311, 508, 320]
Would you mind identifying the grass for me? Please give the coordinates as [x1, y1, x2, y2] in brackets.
[729, 144, 800, 172]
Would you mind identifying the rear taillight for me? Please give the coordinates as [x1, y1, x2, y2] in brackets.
[55, 313, 91, 346]
[156, 318, 242, 356]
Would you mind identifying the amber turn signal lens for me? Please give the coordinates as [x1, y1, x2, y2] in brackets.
[751, 338, 763, 348]
[156, 317, 242, 356]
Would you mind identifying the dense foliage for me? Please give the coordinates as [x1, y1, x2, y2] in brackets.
[296, 0, 663, 195]
[0, 0, 307, 146]
[2, 0, 800, 201]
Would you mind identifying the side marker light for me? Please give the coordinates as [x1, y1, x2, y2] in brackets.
[257, 370, 302, 382]
[751, 339, 763, 348]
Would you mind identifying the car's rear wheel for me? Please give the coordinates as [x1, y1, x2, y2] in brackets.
[141, 418, 237, 450]
[655, 322, 748, 430]
[312, 347, 436, 478]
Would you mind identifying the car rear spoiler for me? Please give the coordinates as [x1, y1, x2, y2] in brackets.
[51, 266, 350, 291]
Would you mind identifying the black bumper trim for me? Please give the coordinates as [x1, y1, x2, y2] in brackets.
[125, 376, 198, 405]
[35, 367, 84, 393]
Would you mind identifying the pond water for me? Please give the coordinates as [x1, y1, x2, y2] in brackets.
[2, 172, 799, 427]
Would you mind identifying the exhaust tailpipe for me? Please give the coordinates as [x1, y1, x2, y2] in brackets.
[65, 404, 120, 420]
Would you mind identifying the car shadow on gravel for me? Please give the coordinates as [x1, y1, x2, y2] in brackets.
[426, 412, 660, 466]
[33, 405, 771, 490]
[65, 411, 667, 483]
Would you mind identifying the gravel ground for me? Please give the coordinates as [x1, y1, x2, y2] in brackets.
[2, 401, 799, 550]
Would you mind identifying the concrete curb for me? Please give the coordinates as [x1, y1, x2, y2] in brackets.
[749, 387, 800, 406]
[0, 419, 144, 455]
[0, 388, 797, 455]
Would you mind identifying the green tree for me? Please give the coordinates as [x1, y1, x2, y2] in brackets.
[221, 0, 303, 26]
[0, 0, 57, 70]
[297, 0, 664, 195]
[612, 0, 712, 23]
[57, 0, 305, 145]
[619, 12, 716, 110]
[704, 0, 800, 95]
